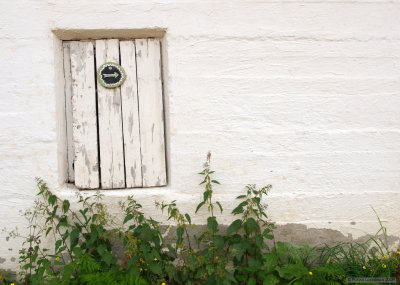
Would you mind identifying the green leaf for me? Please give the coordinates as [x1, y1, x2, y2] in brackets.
[214, 235, 225, 250]
[263, 275, 280, 285]
[244, 217, 260, 235]
[55, 240, 62, 252]
[170, 208, 177, 218]
[123, 214, 134, 224]
[227, 219, 242, 235]
[103, 251, 113, 266]
[48, 195, 57, 206]
[70, 228, 80, 249]
[45, 227, 52, 237]
[207, 216, 218, 233]
[72, 247, 82, 258]
[51, 205, 58, 217]
[233, 243, 245, 261]
[203, 190, 210, 202]
[262, 228, 274, 239]
[232, 201, 248, 215]
[211, 180, 220, 184]
[248, 278, 256, 285]
[185, 213, 191, 224]
[97, 244, 106, 257]
[236, 195, 247, 199]
[248, 257, 262, 270]
[62, 200, 70, 213]
[224, 271, 237, 283]
[149, 262, 162, 275]
[195, 201, 205, 213]
[216, 201, 223, 213]
[176, 227, 184, 244]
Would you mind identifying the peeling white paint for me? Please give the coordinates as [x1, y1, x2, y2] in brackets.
[1, 0, 400, 272]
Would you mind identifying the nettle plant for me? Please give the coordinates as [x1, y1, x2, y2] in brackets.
[4, 153, 400, 285]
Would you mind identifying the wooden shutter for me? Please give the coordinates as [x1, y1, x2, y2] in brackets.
[63, 38, 167, 189]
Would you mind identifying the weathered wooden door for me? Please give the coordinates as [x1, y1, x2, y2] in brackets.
[63, 39, 167, 189]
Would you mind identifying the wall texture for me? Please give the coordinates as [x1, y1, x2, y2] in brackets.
[1, 0, 399, 272]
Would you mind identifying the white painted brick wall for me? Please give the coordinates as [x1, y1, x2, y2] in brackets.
[1, 0, 399, 271]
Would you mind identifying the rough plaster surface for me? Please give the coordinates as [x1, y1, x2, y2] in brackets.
[1, 0, 400, 272]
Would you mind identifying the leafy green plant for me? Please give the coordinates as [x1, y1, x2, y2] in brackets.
[5, 153, 400, 285]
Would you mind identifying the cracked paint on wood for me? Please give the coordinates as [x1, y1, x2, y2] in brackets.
[135, 39, 167, 187]
[69, 41, 99, 189]
[96, 39, 126, 189]
[120, 40, 143, 188]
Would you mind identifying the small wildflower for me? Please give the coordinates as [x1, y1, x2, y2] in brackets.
[382, 264, 387, 269]
[193, 249, 198, 254]
[378, 257, 381, 260]
[215, 256, 218, 260]
[162, 283, 166, 285]
[326, 260, 330, 264]
[0, 276, 3, 280]
[370, 269, 375, 272]
[55, 257, 60, 261]
[383, 255, 387, 259]
[309, 272, 312, 276]
[11, 283, 15, 285]
[363, 266, 366, 270]
[145, 268, 148, 271]
[397, 251, 400, 255]
[154, 258, 158, 261]
[140, 268, 143, 272]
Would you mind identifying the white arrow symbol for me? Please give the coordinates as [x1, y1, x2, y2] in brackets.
[103, 72, 119, 78]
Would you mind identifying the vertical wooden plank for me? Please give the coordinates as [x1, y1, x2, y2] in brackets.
[120, 41, 143, 187]
[69, 41, 99, 189]
[96, 39, 125, 189]
[62, 42, 75, 183]
[135, 38, 167, 187]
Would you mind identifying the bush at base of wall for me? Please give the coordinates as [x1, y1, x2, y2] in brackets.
[3, 155, 400, 285]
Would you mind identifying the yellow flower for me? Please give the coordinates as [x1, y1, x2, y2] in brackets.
[215, 256, 218, 260]
[154, 258, 158, 261]
[140, 268, 143, 272]
[11, 283, 15, 285]
[162, 283, 166, 285]
[370, 269, 375, 272]
[382, 264, 387, 269]
[55, 257, 60, 261]
[362, 266, 366, 270]
[145, 268, 148, 271]
[326, 260, 330, 264]
[0, 276, 3, 280]
[397, 251, 400, 255]
[309, 272, 312, 276]
[139, 258, 144, 263]
[377, 257, 381, 260]
[193, 249, 198, 254]
[383, 255, 387, 259]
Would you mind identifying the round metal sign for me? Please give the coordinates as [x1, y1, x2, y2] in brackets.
[97, 62, 126, 88]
